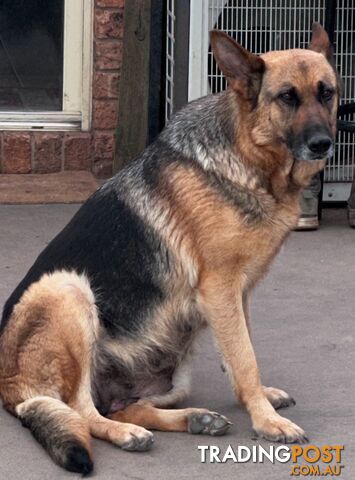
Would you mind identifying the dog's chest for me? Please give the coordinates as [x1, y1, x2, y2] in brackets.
[195, 189, 300, 283]
[243, 198, 299, 266]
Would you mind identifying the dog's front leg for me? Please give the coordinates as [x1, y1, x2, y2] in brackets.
[243, 291, 296, 411]
[198, 273, 307, 444]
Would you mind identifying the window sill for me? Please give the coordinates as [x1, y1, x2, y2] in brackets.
[0, 112, 83, 131]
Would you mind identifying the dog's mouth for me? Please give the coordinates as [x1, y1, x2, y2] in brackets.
[293, 144, 334, 162]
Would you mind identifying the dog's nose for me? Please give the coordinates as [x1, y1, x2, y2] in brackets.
[307, 134, 332, 156]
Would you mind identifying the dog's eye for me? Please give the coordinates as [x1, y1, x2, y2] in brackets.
[278, 90, 298, 106]
[321, 88, 335, 102]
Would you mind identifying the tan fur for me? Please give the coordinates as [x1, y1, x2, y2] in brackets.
[110, 402, 211, 432]
[0, 27, 340, 468]
[99, 297, 204, 373]
[0, 271, 154, 449]
[0, 271, 97, 410]
[140, 38, 338, 442]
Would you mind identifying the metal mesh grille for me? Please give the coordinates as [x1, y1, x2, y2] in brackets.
[166, 0, 175, 122]
[332, 0, 355, 182]
[207, 0, 355, 183]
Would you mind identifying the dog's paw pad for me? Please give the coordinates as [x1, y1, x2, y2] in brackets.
[188, 412, 232, 436]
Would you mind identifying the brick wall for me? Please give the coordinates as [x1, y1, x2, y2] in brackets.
[0, 0, 124, 178]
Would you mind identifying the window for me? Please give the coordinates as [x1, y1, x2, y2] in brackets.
[0, 0, 93, 131]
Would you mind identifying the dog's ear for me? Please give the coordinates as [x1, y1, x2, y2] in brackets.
[210, 30, 265, 105]
[308, 23, 343, 95]
[308, 23, 334, 66]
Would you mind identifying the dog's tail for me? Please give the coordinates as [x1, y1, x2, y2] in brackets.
[16, 396, 93, 475]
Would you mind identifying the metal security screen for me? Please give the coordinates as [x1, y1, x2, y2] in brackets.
[166, 0, 175, 122]
[206, 0, 355, 190]
[208, 1, 325, 91]
[333, 1, 355, 184]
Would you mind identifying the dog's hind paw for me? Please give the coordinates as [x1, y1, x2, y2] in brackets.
[263, 386, 296, 410]
[121, 434, 154, 452]
[187, 411, 232, 436]
[116, 425, 154, 452]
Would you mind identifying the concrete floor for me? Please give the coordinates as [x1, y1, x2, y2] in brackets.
[0, 205, 354, 480]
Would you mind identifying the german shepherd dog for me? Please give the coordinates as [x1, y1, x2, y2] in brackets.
[0, 24, 340, 474]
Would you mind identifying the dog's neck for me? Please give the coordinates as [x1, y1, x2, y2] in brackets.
[161, 90, 325, 201]
[161, 91, 258, 192]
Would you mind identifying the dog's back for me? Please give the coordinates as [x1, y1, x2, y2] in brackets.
[1, 91, 243, 337]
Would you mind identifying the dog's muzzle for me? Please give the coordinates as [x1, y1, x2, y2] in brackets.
[307, 132, 333, 157]
[290, 125, 334, 161]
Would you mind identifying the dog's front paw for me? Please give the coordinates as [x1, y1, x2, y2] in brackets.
[253, 413, 308, 444]
[187, 411, 232, 436]
[263, 386, 296, 410]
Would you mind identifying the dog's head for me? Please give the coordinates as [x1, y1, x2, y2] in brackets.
[211, 24, 341, 163]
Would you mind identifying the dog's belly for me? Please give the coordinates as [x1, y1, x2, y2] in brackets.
[93, 365, 175, 415]
[92, 305, 205, 416]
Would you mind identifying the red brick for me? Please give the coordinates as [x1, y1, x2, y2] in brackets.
[0, 132, 2, 172]
[93, 132, 115, 179]
[95, 9, 124, 39]
[93, 72, 120, 99]
[93, 100, 118, 129]
[64, 134, 92, 171]
[96, 0, 124, 7]
[94, 132, 115, 160]
[2, 133, 31, 173]
[93, 160, 113, 178]
[33, 133, 62, 173]
[95, 40, 123, 70]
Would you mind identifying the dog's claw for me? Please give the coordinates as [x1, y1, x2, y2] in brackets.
[188, 412, 231, 436]
[263, 387, 296, 410]
[253, 414, 308, 445]
[275, 397, 296, 410]
[121, 432, 154, 452]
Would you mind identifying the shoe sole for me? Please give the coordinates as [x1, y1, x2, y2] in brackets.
[348, 208, 355, 228]
[294, 216, 319, 231]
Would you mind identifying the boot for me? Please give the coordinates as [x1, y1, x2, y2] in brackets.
[295, 174, 321, 231]
[347, 176, 355, 228]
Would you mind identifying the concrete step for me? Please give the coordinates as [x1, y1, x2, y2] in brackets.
[0, 171, 99, 204]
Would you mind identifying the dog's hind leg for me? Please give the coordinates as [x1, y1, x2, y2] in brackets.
[262, 386, 296, 410]
[0, 271, 97, 474]
[110, 402, 231, 436]
[0, 270, 153, 475]
[44, 272, 155, 452]
[73, 385, 154, 451]
[46, 279, 155, 453]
